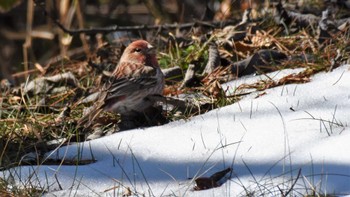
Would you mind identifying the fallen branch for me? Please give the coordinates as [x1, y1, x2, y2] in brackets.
[34, 0, 238, 36]
[180, 64, 200, 89]
[54, 19, 238, 36]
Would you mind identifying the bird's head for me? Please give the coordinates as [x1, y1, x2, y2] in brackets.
[120, 40, 158, 67]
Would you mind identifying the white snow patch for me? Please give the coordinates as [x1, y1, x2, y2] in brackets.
[3, 65, 350, 196]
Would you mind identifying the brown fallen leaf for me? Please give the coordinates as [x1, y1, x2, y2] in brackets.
[123, 187, 132, 196]
[203, 79, 225, 99]
[194, 167, 232, 191]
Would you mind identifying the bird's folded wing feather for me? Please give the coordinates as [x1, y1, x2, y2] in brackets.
[78, 75, 158, 128]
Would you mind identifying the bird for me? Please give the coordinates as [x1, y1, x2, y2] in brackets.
[78, 40, 165, 128]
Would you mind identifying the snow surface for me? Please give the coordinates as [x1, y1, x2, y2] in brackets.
[3, 65, 350, 196]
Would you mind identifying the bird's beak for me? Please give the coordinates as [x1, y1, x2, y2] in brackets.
[147, 43, 156, 54]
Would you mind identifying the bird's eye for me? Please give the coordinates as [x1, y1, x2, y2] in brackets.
[134, 48, 142, 53]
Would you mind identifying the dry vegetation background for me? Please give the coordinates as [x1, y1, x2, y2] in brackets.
[0, 0, 350, 195]
[0, 0, 248, 82]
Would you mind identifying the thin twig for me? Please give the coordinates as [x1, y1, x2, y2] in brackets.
[54, 19, 237, 36]
[23, 0, 34, 79]
[75, 0, 90, 56]
[283, 168, 302, 196]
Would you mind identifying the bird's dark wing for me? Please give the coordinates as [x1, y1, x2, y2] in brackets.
[78, 76, 158, 128]
[106, 77, 157, 98]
